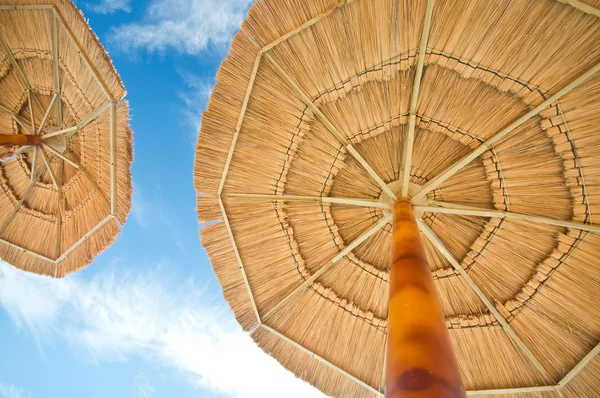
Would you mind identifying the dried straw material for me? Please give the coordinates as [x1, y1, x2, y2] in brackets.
[0, 0, 132, 277]
[195, 0, 600, 396]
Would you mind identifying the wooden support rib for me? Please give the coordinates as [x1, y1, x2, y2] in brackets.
[558, 342, 600, 387]
[416, 219, 553, 381]
[417, 201, 600, 233]
[43, 144, 79, 169]
[0, 104, 32, 133]
[54, 10, 113, 100]
[42, 100, 111, 140]
[263, 215, 391, 320]
[56, 159, 63, 259]
[0, 33, 45, 116]
[466, 386, 557, 395]
[263, 53, 397, 200]
[11, 113, 32, 135]
[0, 238, 55, 262]
[261, 0, 357, 52]
[68, 149, 112, 210]
[223, 193, 389, 209]
[37, 94, 58, 134]
[345, 145, 396, 200]
[30, 146, 38, 182]
[412, 61, 600, 202]
[0, 5, 53, 10]
[261, 324, 381, 395]
[109, 101, 117, 215]
[55, 215, 114, 263]
[27, 89, 36, 132]
[217, 52, 262, 195]
[0, 178, 39, 237]
[14, 146, 32, 156]
[40, 147, 59, 190]
[218, 196, 262, 323]
[399, 0, 434, 198]
[51, 10, 62, 128]
[556, 0, 600, 17]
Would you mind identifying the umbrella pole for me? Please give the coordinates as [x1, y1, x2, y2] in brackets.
[0, 134, 42, 147]
[386, 200, 465, 398]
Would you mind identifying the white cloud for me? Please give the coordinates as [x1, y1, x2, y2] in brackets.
[132, 372, 155, 398]
[0, 382, 24, 398]
[0, 262, 326, 398]
[177, 71, 215, 134]
[87, 0, 132, 14]
[108, 0, 252, 54]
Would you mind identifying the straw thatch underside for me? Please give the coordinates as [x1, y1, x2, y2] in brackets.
[0, 0, 132, 277]
[195, 0, 600, 396]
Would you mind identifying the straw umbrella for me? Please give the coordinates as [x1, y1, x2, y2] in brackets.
[0, 0, 132, 277]
[195, 0, 600, 396]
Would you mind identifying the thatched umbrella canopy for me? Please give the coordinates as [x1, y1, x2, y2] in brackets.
[195, 0, 600, 396]
[0, 0, 132, 277]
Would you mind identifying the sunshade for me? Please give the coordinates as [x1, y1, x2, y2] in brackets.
[194, 0, 600, 396]
[0, 0, 132, 277]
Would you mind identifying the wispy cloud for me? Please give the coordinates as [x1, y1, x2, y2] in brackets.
[86, 0, 132, 14]
[177, 71, 215, 138]
[0, 263, 326, 398]
[132, 372, 155, 398]
[107, 0, 252, 54]
[0, 382, 24, 398]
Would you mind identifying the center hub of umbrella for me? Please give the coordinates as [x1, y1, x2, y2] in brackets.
[379, 181, 428, 217]
[43, 126, 68, 153]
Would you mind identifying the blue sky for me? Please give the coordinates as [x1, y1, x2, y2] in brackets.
[0, 1, 325, 397]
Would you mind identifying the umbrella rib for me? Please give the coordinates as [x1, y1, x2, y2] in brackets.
[416, 219, 553, 380]
[55, 215, 115, 263]
[556, 0, 600, 17]
[40, 147, 59, 190]
[42, 100, 112, 140]
[558, 342, 600, 388]
[263, 52, 397, 200]
[0, 104, 34, 135]
[218, 196, 262, 323]
[109, 101, 117, 215]
[262, 215, 391, 321]
[0, 238, 55, 262]
[53, 9, 112, 101]
[417, 201, 600, 233]
[0, 174, 43, 238]
[466, 386, 558, 395]
[37, 94, 58, 134]
[44, 144, 79, 169]
[11, 113, 33, 135]
[223, 193, 389, 209]
[399, 0, 434, 198]
[261, 324, 382, 395]
[412, 60, 600, 202]
[27, 89, 36, 132]
[261, 0, 358, 52]
[0, 33, 45, 117]
[0, 5, 53, 10]
[467, 342, 600, 394]
[65, 150, 112, 211]
[217, 52, 262, 195]
[30, 146, 38, 182]
[56, 160, 63, 259]
[51, 10, 62, 128]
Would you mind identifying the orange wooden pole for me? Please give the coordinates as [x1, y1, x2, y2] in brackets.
[386, 200, 465, 398]
[0, 134, 41, 147]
